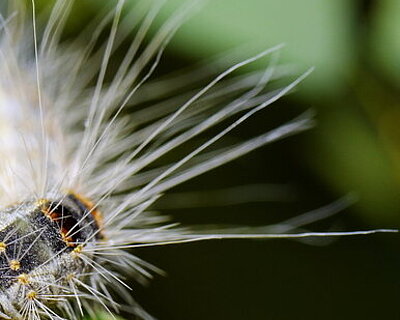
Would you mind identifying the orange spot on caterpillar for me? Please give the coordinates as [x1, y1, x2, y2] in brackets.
[61, 229, 75, 247]
[68, 191, 105, 231]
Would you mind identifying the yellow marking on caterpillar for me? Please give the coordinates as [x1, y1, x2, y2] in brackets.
[17, 274, 30, 285]
[26, 291, 37, 300]
[9, 260, 20, 271]
[71, 245, 83, 259]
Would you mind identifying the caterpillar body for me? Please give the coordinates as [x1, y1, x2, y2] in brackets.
[0, 1, 394, 319]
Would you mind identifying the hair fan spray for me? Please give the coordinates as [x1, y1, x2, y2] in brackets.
[0, 1, 394, 319]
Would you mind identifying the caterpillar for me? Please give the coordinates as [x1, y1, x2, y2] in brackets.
[0, 1, 394, 319]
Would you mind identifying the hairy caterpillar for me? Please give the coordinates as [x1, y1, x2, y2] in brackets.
[0, 1, 395, 319]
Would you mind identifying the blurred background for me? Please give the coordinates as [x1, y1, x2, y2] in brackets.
[40, 0, 400, 319]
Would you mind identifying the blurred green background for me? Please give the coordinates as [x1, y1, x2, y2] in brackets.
[42, 0, 400, 319]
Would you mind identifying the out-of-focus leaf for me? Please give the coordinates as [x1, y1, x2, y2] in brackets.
[309, 105, 400, 225]
[371, 0, 400, 85]
[148, 0, 356, 97]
